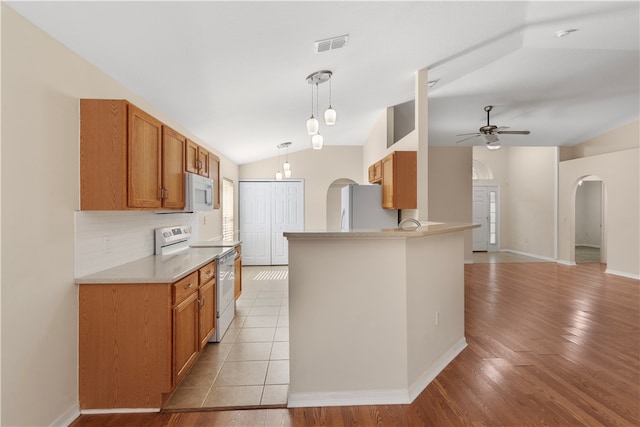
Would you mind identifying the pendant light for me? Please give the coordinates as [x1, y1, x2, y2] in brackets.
[305, 70, 336, 149]
[324, 77, 336, 125]
[311, 133, 323, 150]
[276, 142, 292, 179]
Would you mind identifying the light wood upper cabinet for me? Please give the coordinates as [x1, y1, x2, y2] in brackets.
[161, 126, 186, 209]
[209, 153, 221, 209]
[127, 104, 163, 208]
[185, 139, 199, 175]
[368, 161, 382, 183]
[186, 139, 210, 178]
[80, 99, 185, 210]
[379, 151, 417, 209]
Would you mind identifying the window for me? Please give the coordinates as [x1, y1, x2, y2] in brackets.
[489, 190, 497, 245]
[222, 178, 234, 241]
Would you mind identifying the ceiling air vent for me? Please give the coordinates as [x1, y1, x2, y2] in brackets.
[314, 34, 349, 53]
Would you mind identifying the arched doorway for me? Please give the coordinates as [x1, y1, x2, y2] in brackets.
[574, 175, 606, 264]
[326, 178, 357, 230]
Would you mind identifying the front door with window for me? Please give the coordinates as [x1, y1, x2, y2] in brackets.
[472, 185, 499, 252]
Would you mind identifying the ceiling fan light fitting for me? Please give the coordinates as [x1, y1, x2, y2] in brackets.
[486, 144, 501, 150]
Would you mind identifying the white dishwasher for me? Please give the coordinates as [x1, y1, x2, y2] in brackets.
[212, 248, 236, 342]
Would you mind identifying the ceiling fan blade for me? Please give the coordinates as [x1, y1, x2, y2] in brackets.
[496, 126, 510, 130]
[497, 130, 530, 135]
[455, 134, 481, 144]
[456, 132, 481, 136]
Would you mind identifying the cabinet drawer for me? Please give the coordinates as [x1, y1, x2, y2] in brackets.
[173, 271, 198, 304]
[199, 261, 216, 285]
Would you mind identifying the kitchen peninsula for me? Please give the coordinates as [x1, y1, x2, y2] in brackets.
[284, 222, 477, 408]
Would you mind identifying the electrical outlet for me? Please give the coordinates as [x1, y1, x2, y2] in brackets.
[102, 235, 112, 254]
[435, 311, 440, 326]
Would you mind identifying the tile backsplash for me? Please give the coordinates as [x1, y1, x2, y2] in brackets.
[74, 211, 199, 277]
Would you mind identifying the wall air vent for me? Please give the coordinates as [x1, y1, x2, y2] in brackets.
[314, 34, 349, 53]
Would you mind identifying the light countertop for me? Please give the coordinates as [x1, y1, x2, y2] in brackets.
[190, 240, 242, 248]
[75, 247, 232, 284]
[284, 222, 479, 240]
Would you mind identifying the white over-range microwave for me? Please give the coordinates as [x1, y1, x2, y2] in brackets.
[157, 172, 213, 213]
[185, 172, 214, 212]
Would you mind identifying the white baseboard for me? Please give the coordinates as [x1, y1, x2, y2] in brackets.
[556, 259, 577, 266]
[50, 402, 80, 427]
[464, 259, 474, 264]
[80, 408, 160, 415]
[287, 337, 468, 408]
[287, 389, 411, 408]
[407, 337, 467, 402]
[575, 244, 601, 249]
[501, 249, 556, 262]
[605, 269, 640, 280]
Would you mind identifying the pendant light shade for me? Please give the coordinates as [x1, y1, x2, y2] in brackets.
[324, 106, 336, 125]
[283, 161, 290, 171]
[284, 169, 292, 178]
[275, 170, 283, 180]
[306, 116, 319, 135]
[311, 133, 324, 150]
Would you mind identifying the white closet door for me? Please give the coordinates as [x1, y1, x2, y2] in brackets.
[271, 181, 304, 265]
[239, 181, 271, 265]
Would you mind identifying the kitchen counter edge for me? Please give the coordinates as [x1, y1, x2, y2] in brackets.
[284, 222, 479, 239]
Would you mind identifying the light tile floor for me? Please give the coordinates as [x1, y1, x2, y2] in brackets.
[163, 266, 289, 411]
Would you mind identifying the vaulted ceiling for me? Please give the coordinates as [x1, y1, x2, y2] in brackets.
[7, 1, 639, 164]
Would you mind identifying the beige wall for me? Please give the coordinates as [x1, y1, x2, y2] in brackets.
[473, 146, 557, 259]
[428, 147, 473, 260]
[559, 119, 640, 161]
[239, 145, 363, 230]
[504, 147, 557, 259]
[559, 147, 639, 278]
[0, 6, 238, 425]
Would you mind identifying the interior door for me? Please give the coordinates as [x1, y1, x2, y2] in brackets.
[271, 181, 304, 265]
[473, 186, 489, 251]
[239, 181, 271, 265]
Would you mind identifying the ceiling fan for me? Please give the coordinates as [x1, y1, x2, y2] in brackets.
[456, 105, 530, 146]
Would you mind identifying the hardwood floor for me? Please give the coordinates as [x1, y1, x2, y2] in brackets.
[70, 263, 639, 427]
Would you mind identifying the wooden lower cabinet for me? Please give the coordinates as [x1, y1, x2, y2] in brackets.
[79, 283, 173, 409]
[79, 268, 216, 410]
[198, 278, 216, 349]
[173, 291, 199, 387]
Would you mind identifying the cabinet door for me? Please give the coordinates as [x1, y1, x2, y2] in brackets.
[381, 154, 394, 209]
[198, 279, 216, 348]
[198, 148, 210, 178]
[185, 139, 199, 174]
[162, 127, 186, 209]
[128, 105, 163, 208]
[209, 154, 221, 209]
[173, 291, 199, 386]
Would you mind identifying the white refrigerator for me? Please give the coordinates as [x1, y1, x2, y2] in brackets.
[341, 184, 398, 230]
